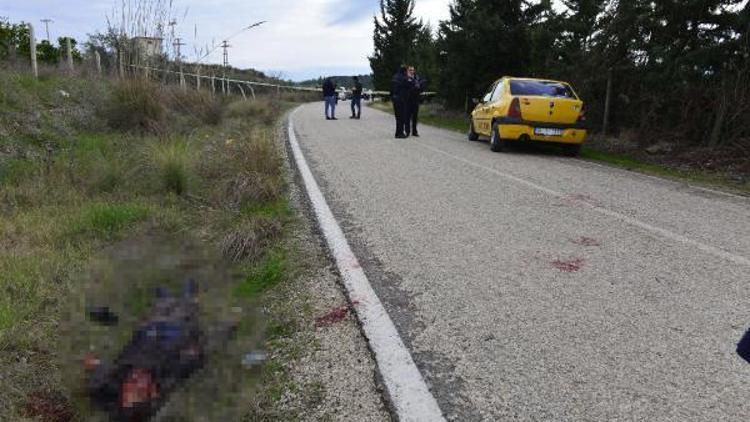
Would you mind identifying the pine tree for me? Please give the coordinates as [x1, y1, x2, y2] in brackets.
[369, 0, 421, 91]
[438, 0, 548, 109]
[412, 24, 440, 90]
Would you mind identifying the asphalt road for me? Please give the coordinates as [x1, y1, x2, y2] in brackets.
[291, 102, 750, 421]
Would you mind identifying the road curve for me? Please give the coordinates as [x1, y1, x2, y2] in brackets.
[290, 102, 750, 421]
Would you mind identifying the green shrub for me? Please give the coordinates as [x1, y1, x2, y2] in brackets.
[73, 202, 149, 238]
[106, 78, 165, 132]
[234, 249, 286, 298]
[0, 158, 36, 185]
[148, 137, 196, 195]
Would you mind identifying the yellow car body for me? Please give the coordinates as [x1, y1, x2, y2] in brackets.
[469, 77, 587, 154]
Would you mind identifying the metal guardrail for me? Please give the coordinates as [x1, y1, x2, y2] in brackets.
[129, 65, 321, 97]
[129, 65, 437, 99]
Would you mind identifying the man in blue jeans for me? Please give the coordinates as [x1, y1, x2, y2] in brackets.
[350, 76, 363, 119]
[322, 77, 337, 120]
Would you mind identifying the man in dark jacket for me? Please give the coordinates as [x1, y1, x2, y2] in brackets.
[390, 66, 410, 138]
[322, 77, 337, 120]
[350, 76, 363, 119]
[406, 66, 427, 137]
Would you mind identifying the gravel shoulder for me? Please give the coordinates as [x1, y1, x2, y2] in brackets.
[244, 113, 390, 421]
[292, 101, 750, 421]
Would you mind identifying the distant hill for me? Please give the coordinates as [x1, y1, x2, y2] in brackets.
[297, 75, 374, 90]
[195, 64, 288, 85]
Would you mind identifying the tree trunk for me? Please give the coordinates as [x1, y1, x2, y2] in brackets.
[708, 80, 729, 149]
[602, 68, 613, 136]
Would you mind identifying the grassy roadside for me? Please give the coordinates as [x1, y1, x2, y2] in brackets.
[368, 101, 750, 195]
[0, 68, 315, 420]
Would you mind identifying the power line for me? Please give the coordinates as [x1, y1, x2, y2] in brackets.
[195, 20, 266, 64]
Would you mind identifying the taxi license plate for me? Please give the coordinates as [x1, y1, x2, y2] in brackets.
[534, 128, 563, 136]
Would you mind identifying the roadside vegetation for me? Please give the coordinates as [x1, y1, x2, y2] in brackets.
[370, 0, 749, 188]
[369, 100, 750, 194]
[0, 64, 316, 420]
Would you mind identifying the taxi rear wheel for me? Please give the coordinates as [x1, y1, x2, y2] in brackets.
[563, 144, 581, 157]
[490, 122, 508, 152]
[468, 121, 479, 141]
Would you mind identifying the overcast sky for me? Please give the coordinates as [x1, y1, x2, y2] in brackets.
[1, 0, 452, 81]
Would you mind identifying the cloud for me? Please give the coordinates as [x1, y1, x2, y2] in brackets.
[3, 0, 453, 81]
[327, 0, 379, 26]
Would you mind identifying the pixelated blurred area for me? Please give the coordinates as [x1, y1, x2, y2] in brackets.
[59, 235, 266, 421]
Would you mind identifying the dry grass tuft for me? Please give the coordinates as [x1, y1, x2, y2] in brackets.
[105, 78, 166, 132]
[220, 217, 283, 263]
[224, 172, 284, 210]
[165, 88, 224, 126]
[226, 100, 280, 126]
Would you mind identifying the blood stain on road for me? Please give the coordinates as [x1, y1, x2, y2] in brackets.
[315, 301, 359, 328]
[556, 193, 602, 208]
[552, 258, 586, 272]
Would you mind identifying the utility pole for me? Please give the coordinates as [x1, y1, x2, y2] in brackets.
[65, 37, 74, 72]
[167, 20, 177, 40]
[29, 23, 38, 78]
[221, 40, 231, 95]
[173, 37, 186, 89]
[40, 18, 53, 42]
[94, 51, 102, 75]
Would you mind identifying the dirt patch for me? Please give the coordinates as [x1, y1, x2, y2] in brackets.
[587, 135, 750, 188]
[571, 237, 602, 247]
[24, 391, 74, 422]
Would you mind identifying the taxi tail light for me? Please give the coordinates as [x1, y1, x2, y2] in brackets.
[508, 98, 523, 120]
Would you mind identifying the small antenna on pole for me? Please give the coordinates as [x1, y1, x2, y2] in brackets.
[221, 40, 231, 94]
[40, 18, 53, 42]
[173, 37, 187, 89]
[167, 19, 178, 41]
[221, 40, 231, 68]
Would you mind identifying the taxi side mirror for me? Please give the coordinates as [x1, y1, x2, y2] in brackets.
[472, 98, 481, 105]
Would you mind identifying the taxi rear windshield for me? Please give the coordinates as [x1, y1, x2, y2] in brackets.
[510, 80, 576, 98]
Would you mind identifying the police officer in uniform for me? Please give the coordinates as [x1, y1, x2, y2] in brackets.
[390, 65, 410, 138]
[350, 76, 363, 119]
[406, 66, 427, 137]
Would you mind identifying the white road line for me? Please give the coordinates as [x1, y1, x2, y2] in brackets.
[288, 108, 446, 422]
[415, 141, 750, 269]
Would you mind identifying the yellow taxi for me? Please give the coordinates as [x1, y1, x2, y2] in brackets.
[469, 77, 587, 155]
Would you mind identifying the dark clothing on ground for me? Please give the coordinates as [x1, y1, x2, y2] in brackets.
[738, 328, 750, 363]
[391, 71, 411, 137]
[322, 78, 336, 97]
